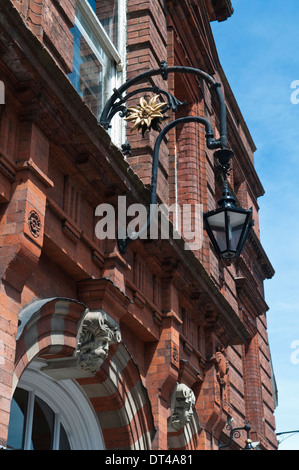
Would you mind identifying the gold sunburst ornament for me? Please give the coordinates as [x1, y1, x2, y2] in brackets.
[125, 95, 167, 135]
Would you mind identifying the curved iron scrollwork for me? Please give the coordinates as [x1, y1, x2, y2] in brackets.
[100, 60, 231, 255]
[218, 421, 253, 450]
[100, 60, 228, 151]
[117, 114, 217, 254]
[101, 84, 185, 131]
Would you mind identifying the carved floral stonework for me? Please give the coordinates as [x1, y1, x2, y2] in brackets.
[168, 383, 196, 432]
[28, 210, 41, 238]
[75, 310, 122, 374]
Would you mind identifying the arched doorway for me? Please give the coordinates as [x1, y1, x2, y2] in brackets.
[7, 359, 105, 450]
[11, 298, 155, 450]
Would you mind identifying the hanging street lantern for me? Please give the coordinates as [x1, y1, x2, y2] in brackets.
[203, 150, 254, 260]
[100, 61, 254, 258]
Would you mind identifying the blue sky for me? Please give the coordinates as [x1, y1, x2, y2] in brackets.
[211, 0, 299, 450]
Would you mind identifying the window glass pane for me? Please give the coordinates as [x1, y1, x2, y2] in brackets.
[7, 388, 28, 450]
[30, 396, 55, 450]
[69, 25, 84, 94]
[88, 0, 96, 12]
[93, 0, 119, 49]
[69, 25, 104, 117]
[69, 9, 116, 120]
[59, 423, 71, 450]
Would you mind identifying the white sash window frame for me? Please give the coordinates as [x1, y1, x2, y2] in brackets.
[8, 360, 105, 450]
[71, 0, 127, 146]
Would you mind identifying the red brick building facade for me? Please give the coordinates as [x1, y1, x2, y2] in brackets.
[0, 0, 277, 450]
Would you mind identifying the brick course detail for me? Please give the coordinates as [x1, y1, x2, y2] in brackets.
[0, 0, 277, 451]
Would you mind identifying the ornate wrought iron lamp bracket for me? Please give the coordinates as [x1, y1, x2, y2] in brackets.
[100, 60, 228, 150]
[100, 60, 231, 254]
[218, 421, 253, 450]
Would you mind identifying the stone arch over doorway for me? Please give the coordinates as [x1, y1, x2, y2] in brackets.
[77, 342, 156, 450]
[13, 297, 155, 450]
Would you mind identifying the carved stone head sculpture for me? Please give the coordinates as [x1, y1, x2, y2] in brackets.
[41, 309, 122, 380]
[76, 310, 121, 374]
[169, 383, 196, 431]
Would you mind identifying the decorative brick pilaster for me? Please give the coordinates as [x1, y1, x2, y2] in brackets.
[243, 335, 265, 442]
[145, 275, 182, 449]
[0, 120, 52, 293]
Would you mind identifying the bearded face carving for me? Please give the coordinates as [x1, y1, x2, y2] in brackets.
[76, 310, 121, 374]
[41, 309, 122, 380]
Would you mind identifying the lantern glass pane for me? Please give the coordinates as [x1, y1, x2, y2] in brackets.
[227, 211, 248, 251]
[206, 211, 227, 252]
[204, 204, 253, 259]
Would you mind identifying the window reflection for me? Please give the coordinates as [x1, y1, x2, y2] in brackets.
[7, 388, 28, 450]
[59, 424, 71, 450]
[31, 396, 55, 450]
[68, 24, 103, 118]
[7, 388, 71, 450]
[68, 0, 122, 121]
[92, 0, 119, 49]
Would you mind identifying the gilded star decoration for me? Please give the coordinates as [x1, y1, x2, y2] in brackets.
[125, 95, 167, 136]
